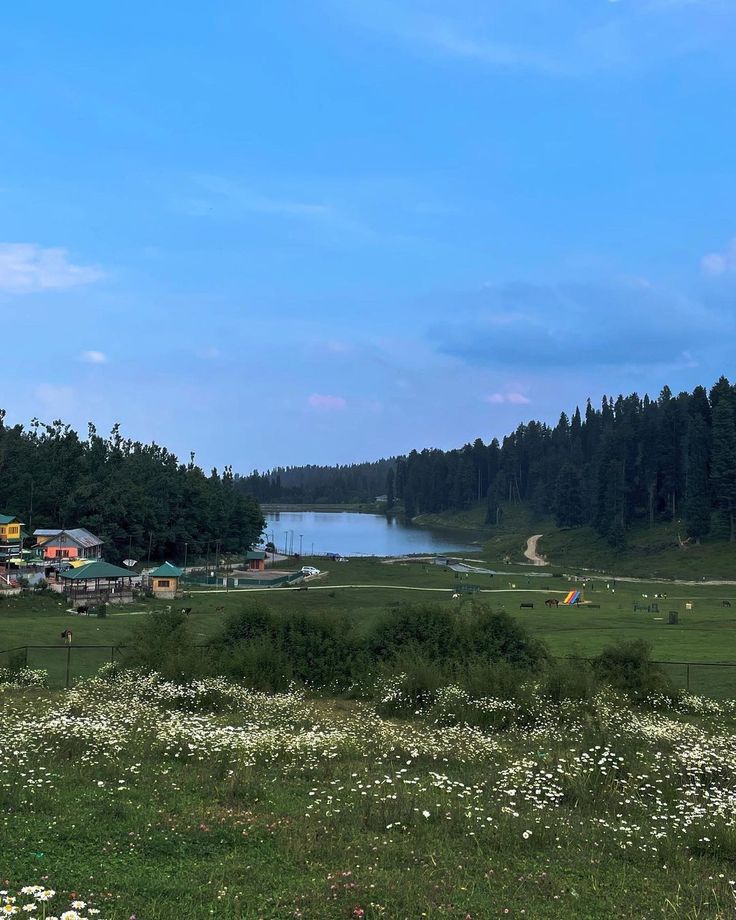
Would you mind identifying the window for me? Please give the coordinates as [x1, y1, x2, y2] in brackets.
[158, 579, 170, 588]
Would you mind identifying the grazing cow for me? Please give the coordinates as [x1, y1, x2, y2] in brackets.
[723, 600, 732, 608]
[76, 605, 89, 615]
[61, 629, 73, 644]
[181, 607, 192, 615]
[215, 605, 225, 613]
[545, 598, 559, 608]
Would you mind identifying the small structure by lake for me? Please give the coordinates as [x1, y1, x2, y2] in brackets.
[245, 550, 267, 572]
[147, 561, 183, 598]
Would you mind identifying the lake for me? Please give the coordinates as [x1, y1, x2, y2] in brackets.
[262, 509, 479, 558]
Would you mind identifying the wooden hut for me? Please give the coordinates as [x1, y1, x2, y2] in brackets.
[148, 561, 183, 598]
[244, 550, 267, 572]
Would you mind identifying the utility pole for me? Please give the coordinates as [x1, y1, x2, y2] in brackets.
[299, 533, 303, 556]
[183, 542, 188, 571]
[147, 531, 153, 565]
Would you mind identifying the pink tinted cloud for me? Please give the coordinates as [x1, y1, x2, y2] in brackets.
[308, 393, 347, 410]
[485, 391, 531, 405]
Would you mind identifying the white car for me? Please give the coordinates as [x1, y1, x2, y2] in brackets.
[301, 566, 321, 576]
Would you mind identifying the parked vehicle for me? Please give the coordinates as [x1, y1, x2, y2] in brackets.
[301, 566, 320, 576]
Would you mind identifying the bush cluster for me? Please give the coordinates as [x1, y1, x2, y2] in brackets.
[120, 603, 675, 709]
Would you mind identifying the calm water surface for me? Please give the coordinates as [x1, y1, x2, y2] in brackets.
[263, 510, 478, 557]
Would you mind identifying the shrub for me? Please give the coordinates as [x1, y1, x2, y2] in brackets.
[120, 609, 208, 681]
[466, 604, 547, 669]
[540, 657, 597, 702]
[593, 639, 674, 701]
[368, 603, 463, 663]
[214, 605, 362, 690]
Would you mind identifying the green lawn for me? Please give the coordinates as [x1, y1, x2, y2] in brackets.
[3, 556, 736, 693]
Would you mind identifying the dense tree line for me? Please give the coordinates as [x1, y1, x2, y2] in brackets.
[396, 377, 736, 546]
[0, 412, 264, 563]
[238, 376, 736, 548]
[236, 459, 395, 504]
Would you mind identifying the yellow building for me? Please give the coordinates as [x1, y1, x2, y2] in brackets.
[148, 561, 183, 598]
[0, 514, 24, 562]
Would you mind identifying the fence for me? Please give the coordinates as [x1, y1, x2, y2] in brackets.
[181, 571, 304, 589]
[2, 645, 736, 696]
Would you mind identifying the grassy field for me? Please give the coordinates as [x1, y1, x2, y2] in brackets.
[2, 557, 736, 918]
[413, 501, 736, 580]
[1, 670, 736, 919]
[2, 556, 736, 693]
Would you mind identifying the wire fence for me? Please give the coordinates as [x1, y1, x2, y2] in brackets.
[2, 645, 736, 696]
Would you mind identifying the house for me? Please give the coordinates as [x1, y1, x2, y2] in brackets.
[0, 514, 25, 562]
[33, 528, 104, 561]
[148, 561, 183, 598]
[245, 550, 267, 571]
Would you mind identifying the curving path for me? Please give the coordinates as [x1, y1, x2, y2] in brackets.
[524, 534, 548, 566]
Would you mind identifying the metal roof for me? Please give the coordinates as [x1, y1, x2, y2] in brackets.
[148, 561, 183, 578]
[245, 550, 267, 560]
[33, 528, 103, 548]
[0, 513, 23, 525]
[60, 561, 135, 581]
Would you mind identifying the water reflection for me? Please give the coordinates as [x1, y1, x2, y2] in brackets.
[263, 510, 478, 557]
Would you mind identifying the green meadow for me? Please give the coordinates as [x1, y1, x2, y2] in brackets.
[2, 555, 735, 693]
[2, 556, 736, 918]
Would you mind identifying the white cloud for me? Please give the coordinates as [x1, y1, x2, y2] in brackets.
[0, 244, 104, 293]
[308, 393, 347, 410]
[80, 350, 107, 365]
[701, 239, 736, 276]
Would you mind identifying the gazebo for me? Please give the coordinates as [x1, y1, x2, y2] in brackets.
[147, 561, 183, 598]
[60, 560, 138, 604]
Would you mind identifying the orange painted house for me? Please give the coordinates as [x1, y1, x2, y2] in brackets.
[33, 528, 104, 561]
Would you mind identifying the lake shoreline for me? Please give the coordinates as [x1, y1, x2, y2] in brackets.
[262, 507, 479, 557]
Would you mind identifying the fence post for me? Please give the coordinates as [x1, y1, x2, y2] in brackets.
[66, 644, 71, 690]
[24, 646, 28, 668]
[686, 663, 690, 693]
[110, 646, 115, 665]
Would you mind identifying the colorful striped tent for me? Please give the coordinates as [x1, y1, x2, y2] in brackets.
[562, 590, 581, 605]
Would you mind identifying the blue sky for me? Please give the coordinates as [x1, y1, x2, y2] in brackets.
[2, 0, 736, 471]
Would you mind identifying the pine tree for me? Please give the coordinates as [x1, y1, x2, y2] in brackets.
[711, 398, 736, 541]
[553, 463, 585, 528]
[385, 468, 395, 509]
[684, 414, 710, 543]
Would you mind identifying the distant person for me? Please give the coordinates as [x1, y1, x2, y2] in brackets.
[61, 629, 73, 645]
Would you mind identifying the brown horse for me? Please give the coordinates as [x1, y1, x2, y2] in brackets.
[545, 598, 559, 608]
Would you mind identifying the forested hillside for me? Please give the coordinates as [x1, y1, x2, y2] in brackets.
[240, 377, 736, 548]
[396, 378, 735, 547]
[236, 458, 395, 504]
[0, 412, 264, 562]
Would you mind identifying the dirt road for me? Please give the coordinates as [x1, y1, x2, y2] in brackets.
[524, 534, 548, 566]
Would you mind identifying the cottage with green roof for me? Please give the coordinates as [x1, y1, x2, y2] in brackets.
[245, 550, 267, 572]
[148, 561, 183, 598]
